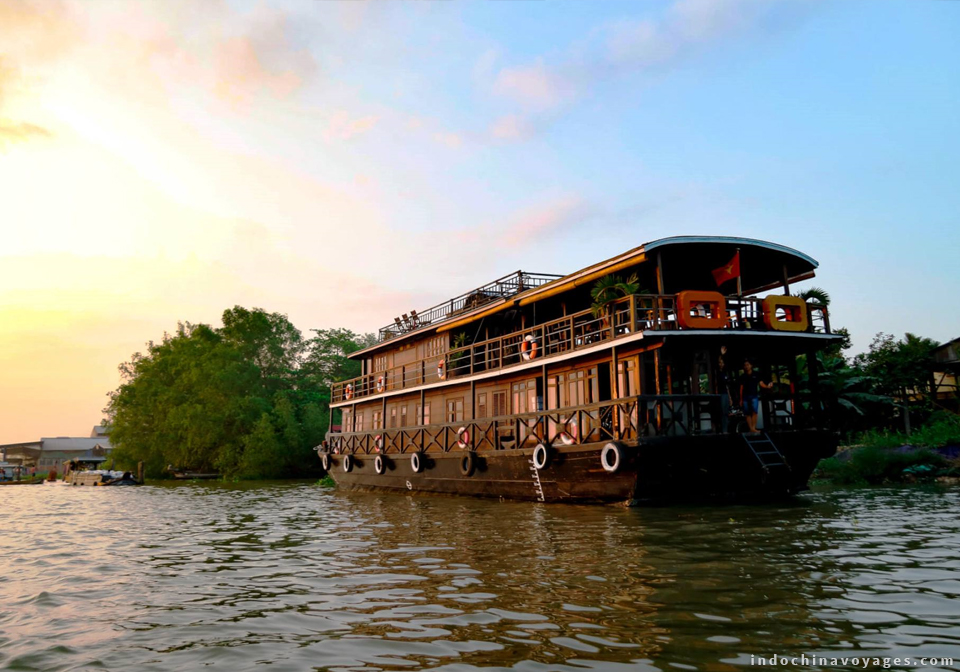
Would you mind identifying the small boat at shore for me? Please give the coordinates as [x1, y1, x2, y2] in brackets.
[0, 478, 44, 486]
[171, 471, 221, 480]
[0, 461, 43, 485]
[63, 458, 142, 486]
[167, 465, 221, 480]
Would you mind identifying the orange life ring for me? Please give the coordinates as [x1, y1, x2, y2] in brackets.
[344, 383, 354, 401]
[762, 295, 809, 332]
[376, 376, 385, 393]
[374, 435, 383, 452]
[457, 427, 470, 449]
[521, 334, 539, 361]
[437, 360, 446, 380]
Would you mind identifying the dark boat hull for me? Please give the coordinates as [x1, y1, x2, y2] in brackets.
[325, 429, 838, 504]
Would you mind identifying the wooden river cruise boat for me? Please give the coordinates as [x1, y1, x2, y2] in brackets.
[319, 236, 842, 504]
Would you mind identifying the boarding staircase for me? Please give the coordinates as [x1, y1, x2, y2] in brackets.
[742, 432, 792, 483]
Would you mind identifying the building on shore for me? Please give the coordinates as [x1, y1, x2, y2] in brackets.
[933, 337, 960, 412]
[0, 426, 112, 471]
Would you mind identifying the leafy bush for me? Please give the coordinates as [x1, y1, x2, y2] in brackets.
[814, 446, 946, 485]
[912, 413, 960, 448]
[847, 413, 960, 451]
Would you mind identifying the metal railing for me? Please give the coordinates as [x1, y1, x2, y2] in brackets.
[326, 394, 728, 454]
[332, 294, 832, 403]
[377, 271, 562, 342]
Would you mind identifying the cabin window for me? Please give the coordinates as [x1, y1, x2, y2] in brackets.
[425, 336, 446, 358]
[417, 402, 431, 425]
[447, 398, 464, 423]
[477, 392, 488, 418]
[400, 405, 408, 427]
[373, 410, 382, 430]
[343, 410, 352, 432]
[492, 392, 507, 417]
[356, 413, 364, 432]
[547, 367, 598, 409]
[390, 407, 397, 428]
[617, 357, 640, 397]
[373, 355, 387, 373]
[512, 380, 537, 414]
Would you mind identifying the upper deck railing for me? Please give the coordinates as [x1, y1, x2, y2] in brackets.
[333, 293, 831, 404]
[377, 271, 562, 342]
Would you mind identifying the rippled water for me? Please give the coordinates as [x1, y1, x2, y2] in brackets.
[2, 482, 960, 671]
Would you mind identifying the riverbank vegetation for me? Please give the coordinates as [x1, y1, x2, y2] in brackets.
[105, 307, 373, 479]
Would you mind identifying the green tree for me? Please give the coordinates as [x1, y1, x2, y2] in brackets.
[105, 308, 374, 479]
[853, 332, 939, 401]
[240, 413, 286, 479]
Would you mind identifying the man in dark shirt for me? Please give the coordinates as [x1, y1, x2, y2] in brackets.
[739, 359, 772, 433]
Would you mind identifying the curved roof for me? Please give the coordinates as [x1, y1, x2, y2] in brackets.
[643, 236, 818, 268]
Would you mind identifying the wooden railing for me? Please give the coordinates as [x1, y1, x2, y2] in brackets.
[332, 294, 832, 403]
[326, 395, 728, 454]
[378, 271, 562, 341]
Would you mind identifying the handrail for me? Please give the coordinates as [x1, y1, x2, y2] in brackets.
[326, 394, 731, 454]
[332, 293, 832, 403]
[378, 270, 562, 342]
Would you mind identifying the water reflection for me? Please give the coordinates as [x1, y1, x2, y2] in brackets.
[0, 483, 958, 671]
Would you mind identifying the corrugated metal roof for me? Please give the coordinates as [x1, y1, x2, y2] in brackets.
[40, 437, 113, 452]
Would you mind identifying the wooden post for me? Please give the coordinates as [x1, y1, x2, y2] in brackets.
[470, 379, 476, 420]
[807, 348, 820, 428]
[655, 252, 665, 330]
[782, 264, 791, 296]
[137, 461, 144, 484]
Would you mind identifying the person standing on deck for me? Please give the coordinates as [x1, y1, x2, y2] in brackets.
[739, 359, 772, 434]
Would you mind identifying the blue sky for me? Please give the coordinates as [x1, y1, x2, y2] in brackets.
[2, 0, 958, 440]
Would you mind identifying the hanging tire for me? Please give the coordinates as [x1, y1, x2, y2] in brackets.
[342, 454, 353, 473]
[375, 454, 386, 475]
[600, 442, 624, 473]
[411, 451, 424, 474]
[321, 453, 331, 471]
[532, 443, 551, 470]
[460, 451, 476, 477]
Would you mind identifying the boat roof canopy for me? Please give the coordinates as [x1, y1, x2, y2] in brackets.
[646, 236, 818, 294]
[348, 235, 818, 360]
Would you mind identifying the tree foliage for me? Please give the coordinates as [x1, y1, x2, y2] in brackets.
[104, 308, 373, 479]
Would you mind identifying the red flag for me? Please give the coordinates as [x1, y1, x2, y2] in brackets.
[712, 251, 740, 287]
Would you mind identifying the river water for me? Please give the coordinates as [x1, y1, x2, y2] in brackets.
[1, 483, 959, 672]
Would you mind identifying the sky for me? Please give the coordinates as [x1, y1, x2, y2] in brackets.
[1, 0, 958, 444]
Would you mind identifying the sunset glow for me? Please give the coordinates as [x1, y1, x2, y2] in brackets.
[2, 0, 959, 443]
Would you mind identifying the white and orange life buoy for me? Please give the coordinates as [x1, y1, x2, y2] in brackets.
[457, 427, 470, 449]
[437, 360, 446, 380]
[344, 383, 354, 401]
[374, 435, 383, 452]
[376, 375, 385, 393]
[557, 417, 578, 446]
[520, 334, 539, 361]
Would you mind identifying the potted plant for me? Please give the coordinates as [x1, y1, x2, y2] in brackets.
[590, 273, 648, 329]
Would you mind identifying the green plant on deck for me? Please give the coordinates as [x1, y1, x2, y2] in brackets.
[798, 287, 831, 306]
[449, 332, 471, 376]
[590, 273, 645, 319]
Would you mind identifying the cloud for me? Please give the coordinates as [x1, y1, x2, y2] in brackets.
[504, 195, 593, 246]
[456, 195, 592, 248]
[323, 110, 379, 142]
[489, 114, 533, 141]
[492, 60, 573, 111]
[0, 120, 52, 148]
[491, 0, 774, 112]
